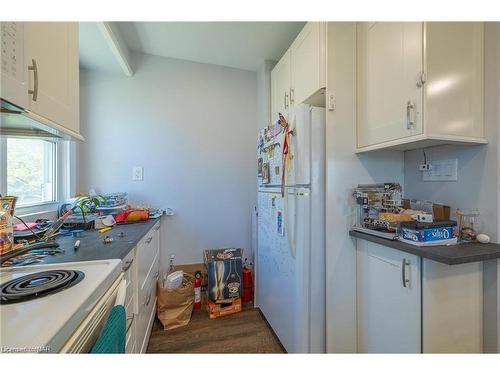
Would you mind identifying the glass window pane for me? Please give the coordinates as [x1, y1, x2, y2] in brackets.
[6, 139, 56, 205]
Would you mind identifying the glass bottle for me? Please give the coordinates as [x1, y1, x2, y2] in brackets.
[225, 259, 241, 298]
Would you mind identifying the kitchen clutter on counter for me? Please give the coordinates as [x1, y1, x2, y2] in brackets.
[352, 183, 490, 247]
[0, 191, 167, 267]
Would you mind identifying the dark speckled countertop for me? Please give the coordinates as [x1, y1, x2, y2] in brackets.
[25, 218, 161, 266]
[350, 230, 500, 265]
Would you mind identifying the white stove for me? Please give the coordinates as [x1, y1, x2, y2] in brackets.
[0, 259, 122, 353]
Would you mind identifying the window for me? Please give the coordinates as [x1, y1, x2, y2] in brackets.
[5, 138, 57, 206]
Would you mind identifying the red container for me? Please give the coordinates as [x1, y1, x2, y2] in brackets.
[242, 268, 253, 304]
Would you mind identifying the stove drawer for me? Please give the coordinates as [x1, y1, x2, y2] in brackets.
[125, 297, 136, 354]
[122, 250, 136, 309]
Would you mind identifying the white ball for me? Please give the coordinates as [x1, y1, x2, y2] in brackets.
[476, 234, 490, 244]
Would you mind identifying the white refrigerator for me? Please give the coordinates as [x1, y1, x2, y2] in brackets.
[256, 104, 325, 353]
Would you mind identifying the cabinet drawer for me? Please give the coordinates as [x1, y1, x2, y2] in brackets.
[137, 269, 158, 350]
[137, 228, 159, 290]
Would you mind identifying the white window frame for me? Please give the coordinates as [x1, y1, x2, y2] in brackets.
[0, 137, 73, 218]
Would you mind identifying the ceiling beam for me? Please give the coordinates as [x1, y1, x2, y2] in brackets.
[97, 22, 134, 76]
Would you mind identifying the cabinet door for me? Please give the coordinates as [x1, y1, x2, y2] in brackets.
[290, 22, 326, 105]
[357, 240, 421, 353]
[425, 22, 484, 139]
[1, 22, 28, 108]
[24, 22, 79, 133]
[270, 50, 291, 122]
[357, 22, 423, 148]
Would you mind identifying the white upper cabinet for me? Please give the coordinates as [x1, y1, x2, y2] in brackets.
[270, 22, 326, 123]
[357, 22, 424, 149]
[290, 22, 326, 106]
[1, 22, 80, 138]
[1, 22, 28, 108]
[271, 49, 291, 121]
[356, 22, 485, 152]
[25, 22, 80, 136]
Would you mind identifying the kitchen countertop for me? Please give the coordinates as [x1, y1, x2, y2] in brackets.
[349, 230, 500, 265]
[25, 218, 161, 266]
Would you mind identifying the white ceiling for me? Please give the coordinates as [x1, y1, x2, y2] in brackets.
[116, 22, 305, 71]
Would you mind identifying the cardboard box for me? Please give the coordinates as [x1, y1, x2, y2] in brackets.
[432, 204, 451, 221]
[401, 199, 451, 221]
[206, 298, 242, 319]
[203, 248, 243, 303]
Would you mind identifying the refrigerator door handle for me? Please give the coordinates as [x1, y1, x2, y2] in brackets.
[284, 187, 296, 258]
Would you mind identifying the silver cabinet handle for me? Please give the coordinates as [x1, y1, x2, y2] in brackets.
[154, 271, 159, 280]
[402, 259, 410, 288]
[154, 224, 160, 231]
[406, 101, 415, 130]
[122, 259, 133, 272]
[290, 88, 295, 104]
[126, 314, 135, 332]
[145, 237, 153, 244]
[28, 58, 38, 101]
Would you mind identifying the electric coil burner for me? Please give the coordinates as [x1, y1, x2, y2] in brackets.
[0, 270, 84, 304]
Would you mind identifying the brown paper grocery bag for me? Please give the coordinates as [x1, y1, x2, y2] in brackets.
[156, 274, 194, 330]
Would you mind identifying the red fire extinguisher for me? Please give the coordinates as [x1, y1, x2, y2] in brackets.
[242, 267, 253, 304]
[194, 271, 202, 311]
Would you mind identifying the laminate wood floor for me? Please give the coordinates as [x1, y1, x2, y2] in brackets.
[147, 306, 286, 353]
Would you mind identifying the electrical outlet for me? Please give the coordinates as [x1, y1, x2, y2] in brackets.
[423, 159, 458, 182]
[132, 167, 143, 181]
[419, 163, 432, 171]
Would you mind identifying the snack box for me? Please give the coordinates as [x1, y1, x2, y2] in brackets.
[398, 221, 456, 242]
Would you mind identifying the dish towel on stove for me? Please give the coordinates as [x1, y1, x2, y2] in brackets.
[91, 305, 126, 354]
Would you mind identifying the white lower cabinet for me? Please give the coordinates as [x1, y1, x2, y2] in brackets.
[135, 222, 161, 353]
[356, 240, 421, 353]
[122, 221, 161, 354]
[356, 239, 484, 353]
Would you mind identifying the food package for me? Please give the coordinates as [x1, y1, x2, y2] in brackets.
[115, 208, 149, 223]
[0, 196, 17, 255]
[378, 212, 413, 223]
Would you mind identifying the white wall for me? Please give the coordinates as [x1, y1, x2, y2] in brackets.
[78, 52, 257, 266]
[325, 23, 405, 353]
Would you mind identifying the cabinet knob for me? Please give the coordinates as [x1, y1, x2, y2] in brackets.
[416, 72, 426, 88]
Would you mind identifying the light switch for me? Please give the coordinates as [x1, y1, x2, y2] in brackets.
[423, 159, 458, 182]
[132, 167, 144, 181]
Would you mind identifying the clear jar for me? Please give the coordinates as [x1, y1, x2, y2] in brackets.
[456, 208, 480, 242]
